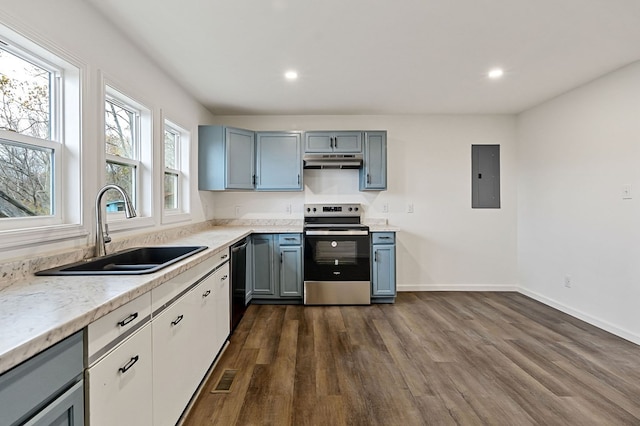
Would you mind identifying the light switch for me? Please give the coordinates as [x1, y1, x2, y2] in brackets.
[622, 184, 632, 200]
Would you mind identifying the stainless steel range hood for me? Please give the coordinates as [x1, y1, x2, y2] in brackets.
[303, 153, 363, 169]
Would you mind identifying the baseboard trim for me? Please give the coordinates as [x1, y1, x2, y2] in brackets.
[398, 284, 519, 292]
[518, 288, 640, 346]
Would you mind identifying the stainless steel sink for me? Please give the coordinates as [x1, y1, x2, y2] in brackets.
[36, 246, 208, 276]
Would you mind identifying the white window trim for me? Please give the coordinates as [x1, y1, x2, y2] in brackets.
[161, 115, 191, 225]
[0, 21, 85, 250]
[101, 80, 154, 232]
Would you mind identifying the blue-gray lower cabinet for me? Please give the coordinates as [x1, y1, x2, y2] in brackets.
[360, 131, 387, 191]
[250, 233, 303, 303]
[251, 234, 277, 298]
[256, 132, 302, 191]
[0, 331, 84, 426]
[371, 232, 396, 303]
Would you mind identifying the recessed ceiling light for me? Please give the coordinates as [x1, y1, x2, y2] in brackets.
[488, 68, 504, 79]
[285, 70, 298, 80]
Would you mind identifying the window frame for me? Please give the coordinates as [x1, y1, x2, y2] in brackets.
[102, 81, 153, 231]
[161, 116, 190, 224]
[0, 22, 84, 249]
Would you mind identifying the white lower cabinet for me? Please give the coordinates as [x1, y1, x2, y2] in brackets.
[87, 323, 152, 426]
[152, 262, 230, 426]
[85, 252, 231, 426]
[152, 291, 200, 426]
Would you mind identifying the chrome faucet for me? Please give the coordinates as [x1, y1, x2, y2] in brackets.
[95, 184, 137, 257]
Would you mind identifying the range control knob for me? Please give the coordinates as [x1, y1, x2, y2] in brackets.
[354, 207, 359, 212]
[312, 207, 317, 212]
[348, 207, 353, 212]
[306, 207, 311, 212]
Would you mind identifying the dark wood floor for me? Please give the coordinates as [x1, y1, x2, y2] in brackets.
[182, 292, 640, 425]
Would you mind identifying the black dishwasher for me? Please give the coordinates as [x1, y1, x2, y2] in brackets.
[230, 237, 248, 331]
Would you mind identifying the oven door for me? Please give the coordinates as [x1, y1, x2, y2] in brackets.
[303, 229, 371, 305]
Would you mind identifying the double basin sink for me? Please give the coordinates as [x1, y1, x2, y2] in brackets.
[36, 246, 208, 276]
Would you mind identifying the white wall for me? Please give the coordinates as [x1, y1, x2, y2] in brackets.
[0, 0, 215, 261]
[209, 115, 519, 290]
[517, 61, 640, 344]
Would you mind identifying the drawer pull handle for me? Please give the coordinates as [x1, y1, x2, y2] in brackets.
[379, 236, 391, 240]
[117, 312, 138, 327]
[202, 290, 211, 298]
[221, 254, 228, 259]
[119, 355, 139, 374]
[171, 315, 184, 326]
[221, 274, 228, 281]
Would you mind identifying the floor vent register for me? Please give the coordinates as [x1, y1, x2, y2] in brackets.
[211, 369, 238, 393]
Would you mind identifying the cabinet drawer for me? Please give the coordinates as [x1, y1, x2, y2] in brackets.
[87, 323, 152, 426]
[152, 256, 225, 314]
[211, 248, 230, 269]
[87, 292, 151, 365]
[0, 331, 83, 426]
[278, 233, 302, 245]
[372, 232, 395, 244]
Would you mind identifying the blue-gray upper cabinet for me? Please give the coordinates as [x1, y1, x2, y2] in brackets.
[304, 131, 363, 153]
[360, 131, 387, 191]
[255, 132, 302, 191]
[198, 126, 255, 190]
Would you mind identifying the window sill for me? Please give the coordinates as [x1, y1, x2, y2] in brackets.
[0, 224, 88, 251]
[161, 212, 192, 226]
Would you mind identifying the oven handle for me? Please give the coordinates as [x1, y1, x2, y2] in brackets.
[305, 230, 369, 236]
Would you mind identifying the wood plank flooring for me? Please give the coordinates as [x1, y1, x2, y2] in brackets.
[182, 292, 640, 425]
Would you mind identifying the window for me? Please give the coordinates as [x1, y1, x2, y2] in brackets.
[0, 46, 57, 218]
[0, 24, 81, 245]
[164, 124, 179, 210]
[103, 85, 152, 224]
[105, 94, 139, 209]
[162, 119, 190, 221]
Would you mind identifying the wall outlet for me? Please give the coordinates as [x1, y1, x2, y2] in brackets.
[407, 203, 414, 213]
[564, 275, 572, 288]
[622, 184, 632, 200]
[234, 205, 241, 218]
[382, 203, 389, 213]
[286, 203, 292, 214]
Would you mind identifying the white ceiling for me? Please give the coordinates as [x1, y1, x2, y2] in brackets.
[86, 0, 640, 115]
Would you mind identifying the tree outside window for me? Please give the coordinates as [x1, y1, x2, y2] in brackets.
[0, 48, 55, 217]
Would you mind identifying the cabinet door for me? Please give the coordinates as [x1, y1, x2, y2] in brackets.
[193, 264, 230, 368]
[225, 127, 255, 189]
[360, 131, 387, 190]
[24, 381, 84, 426]
[279, 245, 302, 297]
[304, 132, 334, 152]
[214, 265, 231, 349]
[256, 132, 302, 190]
[333, 132, 362, 153]
[372, 244, 396, 297]
[87, 324, 152, 426]
[251, 235, 276, 297]
[152, 294, 200, 426]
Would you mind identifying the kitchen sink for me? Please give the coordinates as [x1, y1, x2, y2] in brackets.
[36, 246, 208, 276]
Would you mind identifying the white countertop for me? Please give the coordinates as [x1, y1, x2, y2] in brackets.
[0, 224, 396, 374]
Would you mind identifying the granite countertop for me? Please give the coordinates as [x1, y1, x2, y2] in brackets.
[0, 225, 301, 375]
[0, 222, 397, 374]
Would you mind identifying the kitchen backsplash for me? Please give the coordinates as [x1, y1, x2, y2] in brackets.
[0, 217, 388, 291]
